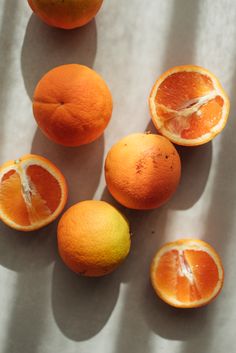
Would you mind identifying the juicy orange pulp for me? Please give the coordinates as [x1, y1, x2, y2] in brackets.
[0, 155, 67, 231]
[156, 72, 224, 139]
[151, 239, 224, 308]
[149, 66, 230, 146]
[156, 249, 219, 302]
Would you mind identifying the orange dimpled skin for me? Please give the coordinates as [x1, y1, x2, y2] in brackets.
[0, 154, 68, 231]
[150, 239, 224, 308]
[57, 200, 131, 277]
[33, 64, 113, 147]
[28, 0, 104, 29]
[105, 133, 181, 210]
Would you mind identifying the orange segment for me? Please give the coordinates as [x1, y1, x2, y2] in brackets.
[185, 250, 219, 298]
[149, 65, 230, 146]
[0, 154, 68, 232]
[0, 172, 30, 226]
[26, 191, 51, 224]
[150, 239, 224, 308]
[153, 250, 178, 298]
[26, 165, 62, 213]
[155, 71, 214, 110]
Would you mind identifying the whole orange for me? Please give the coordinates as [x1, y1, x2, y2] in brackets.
[28, 0, 104, 29]
[33, 64, 113, 147]
[105, 133, 181, 210]
[57, 200, 131, 277]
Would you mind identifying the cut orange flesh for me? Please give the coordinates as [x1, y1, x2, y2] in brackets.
[149, 65, 230, 146]
[150, 239, 224, 308]
[0, 154, 68, 231]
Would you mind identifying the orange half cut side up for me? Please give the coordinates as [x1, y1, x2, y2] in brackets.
[0, 154, 68, 231]
[149, 65, 230, 146]
[150, 239, 224, 308]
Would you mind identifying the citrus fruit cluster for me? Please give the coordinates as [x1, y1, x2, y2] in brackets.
[0, 1, 230, 309]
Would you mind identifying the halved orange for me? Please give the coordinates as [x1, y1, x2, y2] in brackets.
[0, 154, 68, 232]
[149, 65, 230, 146]
[150, 239, 224, 308]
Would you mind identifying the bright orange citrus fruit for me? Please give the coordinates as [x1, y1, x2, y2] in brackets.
[105, 133, 181, 210]
[149, 65, 230, 146]
[150, 239, 224, 308]
[57, 200, 131, 277]
[33, 64, 113, 147]
[28, 0, 104, 29]
[0, 154, 67, 231]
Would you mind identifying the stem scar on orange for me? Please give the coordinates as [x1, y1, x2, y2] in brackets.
[150, 239, 224, 308]
[28, 0, 104, 29]
[105, 133, 181, 210]
[0, 154, 68, 232]
[33, 64, 113, 147]
[149, 65, 230, 146]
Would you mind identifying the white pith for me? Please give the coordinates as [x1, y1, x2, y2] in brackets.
[178, 250, 195, 284]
